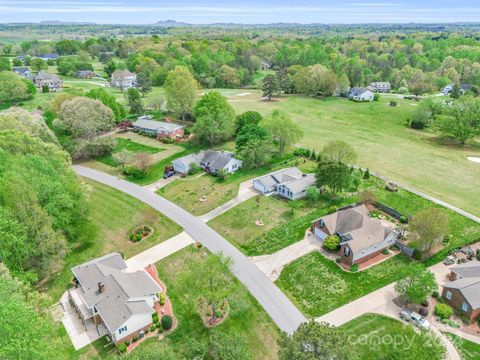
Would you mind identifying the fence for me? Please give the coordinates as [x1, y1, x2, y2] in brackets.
[374, 201, 404, 220]
[395, 240, 415, 258]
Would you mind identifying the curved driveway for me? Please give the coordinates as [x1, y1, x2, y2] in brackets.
[74, 165, 306, 334]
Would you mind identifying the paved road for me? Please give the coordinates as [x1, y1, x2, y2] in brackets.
[75, 165, 306, 334]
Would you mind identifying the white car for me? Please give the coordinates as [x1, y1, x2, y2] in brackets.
[399, 309, 431, 329]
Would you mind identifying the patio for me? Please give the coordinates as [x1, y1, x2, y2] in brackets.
[60, 290, 108, 350]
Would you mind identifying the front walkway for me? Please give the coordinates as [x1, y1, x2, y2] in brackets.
[251, 231, 323, 281]
[59, 291, 108, 350]
[199, 180, 257, 222]
[144, 174, 178, 192]
[125, 231, 194, 271]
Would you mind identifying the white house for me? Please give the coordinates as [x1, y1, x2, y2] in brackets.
[111, 70, 137, 89]
[348, 87, 374, 101]
[69, 253, 162, 344]
[253, 167, 315, 200]
[172, 151, 242, 175]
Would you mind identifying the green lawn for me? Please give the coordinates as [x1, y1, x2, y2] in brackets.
[209, 194, 352, 256]
[96, 137, 163, 167]
[45, 177, 182, 302]
[127, 246, 279, 359]
[340, 314, 446, 360]
[446, 333, 480, 360]
[276, 251, 413, 317]
[228, 92, 480, 217]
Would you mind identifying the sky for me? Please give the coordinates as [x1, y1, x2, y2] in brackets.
[0, 0, 479, 24]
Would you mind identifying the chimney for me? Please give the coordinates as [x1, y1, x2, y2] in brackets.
[98, 282, 105, 293]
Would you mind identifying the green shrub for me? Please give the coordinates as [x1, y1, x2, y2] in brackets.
[158, 327, 164, 333]
[399, 215, 408, 224]
[134, 234, 142, 242]
[382, 249, 389, 255]
[435, 303, 453, 319]
[155, 322, 161, 328]
[150, 325, 156, 332]
[363, 169, 370, 179]
[328, 206, 338, 214]
[432, 290, 439, 299]
[152, 312, 159, 323]
[159, 293, 166, 306]
[350, 264, 359, 272]
[125, 340, 130, 346]
[441, 318, 461, 328]
[161, 315, 173, 330]
[323, 235, 340, 251]
[390, 100, 398, 106]
[132, 336, 139, 343]
[117, 343, 127, 353]
[214, 309, 223, 318]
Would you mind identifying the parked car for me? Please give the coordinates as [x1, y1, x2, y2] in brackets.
[443, 255, 456, 265]
[399, 309, 431, 329]
[163, 166, 175, 179]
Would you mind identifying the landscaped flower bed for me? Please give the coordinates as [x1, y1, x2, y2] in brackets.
[129, 225, 153, 242]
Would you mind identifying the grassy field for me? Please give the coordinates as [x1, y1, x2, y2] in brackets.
[228, 91, 480, 217]
[159, 155, 313, 216]
[208, 194, 353, 256]
[446, 333, 480, 360]
[341, 314, 446, 360]
[45, 177, 182, 302]
[96, 137, 164, 167]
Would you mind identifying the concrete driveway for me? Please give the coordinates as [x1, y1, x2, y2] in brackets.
[126, 231, 194, 271]
[252, 231, 323, 281]
[74, 165, 306, 334]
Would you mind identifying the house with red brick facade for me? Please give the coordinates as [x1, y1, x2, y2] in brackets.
[312, 204, 397, 266]
[132, 116, 185, 139]
[68, 253, 162, 344]
[442, 261, 480, 323]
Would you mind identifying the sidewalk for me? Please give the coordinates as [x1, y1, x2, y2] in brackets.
[199, 180, 257, 222]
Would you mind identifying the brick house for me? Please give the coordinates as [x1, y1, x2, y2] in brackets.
[132, 116, 185, 139]
[312, 204, 397, 266]
[442, 261, 480, 323]
[68, 253, 162, 344]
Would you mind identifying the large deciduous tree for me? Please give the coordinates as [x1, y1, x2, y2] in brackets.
[410, 208, 449, 253]
[262, 73, 280, 101]
[164, 65, 199, 121]
[193, 91, 236, 145]
[435, 96, 480, 144]
[394, 264, 437, 304]
[315, 162, 352, 197]
[264, 110, 303, 154]
[278, 321, 356, 360]
[0, 71, 31, 104]
[321, 140, 357, 164]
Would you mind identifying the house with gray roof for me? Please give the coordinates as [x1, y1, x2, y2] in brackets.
[133, 116, 185, 139]
[253, 167, 315, 200]
[369, 82, 391, 93]
[312, 204, 397, 266]
[111, 69, 137, 89]
[172, 150, 242, 175]
[442, 261, 480, 323]
[12, 66, 31, 78]
[348, 87, 374, 101]
[68, 253, 162, 344]
[31, 70, 63, 91]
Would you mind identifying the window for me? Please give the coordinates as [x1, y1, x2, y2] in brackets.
[344, 247, 350, 257]
[462, 302, 469, 312]
[445, 291, 452, 300]
[119, 326, 127, 334]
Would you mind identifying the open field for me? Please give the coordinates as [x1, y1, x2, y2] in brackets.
[446, 333, 480, 360]
[228, 91, 480, 217]
[96, 137, 163, 167]
[274, 183, 480, 317]
[341, 314, 446, 360]
[45, 177, 182, 302]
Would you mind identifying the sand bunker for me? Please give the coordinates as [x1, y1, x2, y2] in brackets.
[467, 156, 480, 164]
